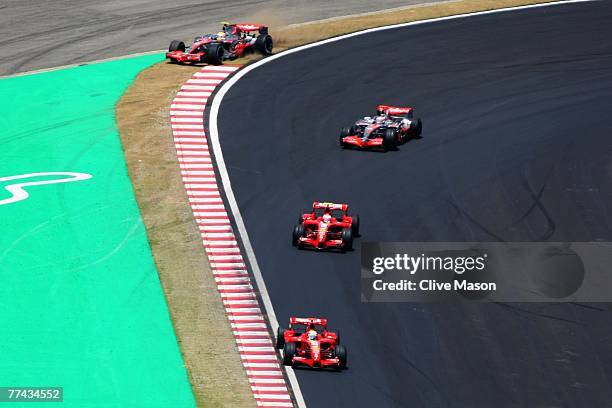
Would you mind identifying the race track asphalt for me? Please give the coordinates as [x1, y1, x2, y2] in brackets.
[0, 0, 447, 75]
[217, 1, 612, 407]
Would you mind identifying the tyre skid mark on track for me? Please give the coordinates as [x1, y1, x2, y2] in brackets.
[169, 65, 294, 408]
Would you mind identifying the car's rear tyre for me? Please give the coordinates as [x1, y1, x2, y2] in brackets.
[383, 128, 398, 150]
[411, 117, 423, 139]
[283, 342, 297, 366]
[351, 215, 360, 236]
[276, 327, 286, 349]
[206, 43, 224, 65]
[255, 34, 274, 55]
[292, 224, 305, 247]
[334, 345, 347, 369]
[341, 228, 353, 251]
[169, 40, 185, 52]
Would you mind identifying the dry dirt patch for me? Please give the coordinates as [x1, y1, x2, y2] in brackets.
[116, 63, 256, 408]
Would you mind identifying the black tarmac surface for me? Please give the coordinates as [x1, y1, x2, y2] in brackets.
[218, 1, 612, 406]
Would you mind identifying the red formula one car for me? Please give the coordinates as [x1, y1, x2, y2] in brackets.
[276, 317, 347, 370]
[339, 105, 423, 150]
[166, 22, 273, 65]
[292, 202, 359, 251]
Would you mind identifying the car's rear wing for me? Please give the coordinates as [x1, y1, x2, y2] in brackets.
[234, 23, 268, 34]
[312, 201, 348, 211]
[376, 104, 413, 117]
[290, 317, 328, 326]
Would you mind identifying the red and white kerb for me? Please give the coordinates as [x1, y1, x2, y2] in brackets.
[170, 65, 294, 407]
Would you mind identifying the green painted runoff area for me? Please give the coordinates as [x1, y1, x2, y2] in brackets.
[0, 55, 196, 407]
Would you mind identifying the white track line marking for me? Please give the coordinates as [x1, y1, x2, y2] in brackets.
[0, 172, 93, 206]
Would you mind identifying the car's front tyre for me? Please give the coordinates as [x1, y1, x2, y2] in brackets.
[206, 43, 224, 65]
[276, 327, 286, 349]
[341, 228, 353, 251]
[383, 128, 398, 150]
[339, 127, 353, 148]
[334, 344, 347, 369]
[292, 224, 305, 247]
[283, 342, 297, 366]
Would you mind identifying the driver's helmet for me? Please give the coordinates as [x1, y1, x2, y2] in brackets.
[217, 31, 226, 39]
[376, 107, 386, 115]
[376, 115, 386, 123]
[322, 213, 332, 223]
[307, 330, 317, 340]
